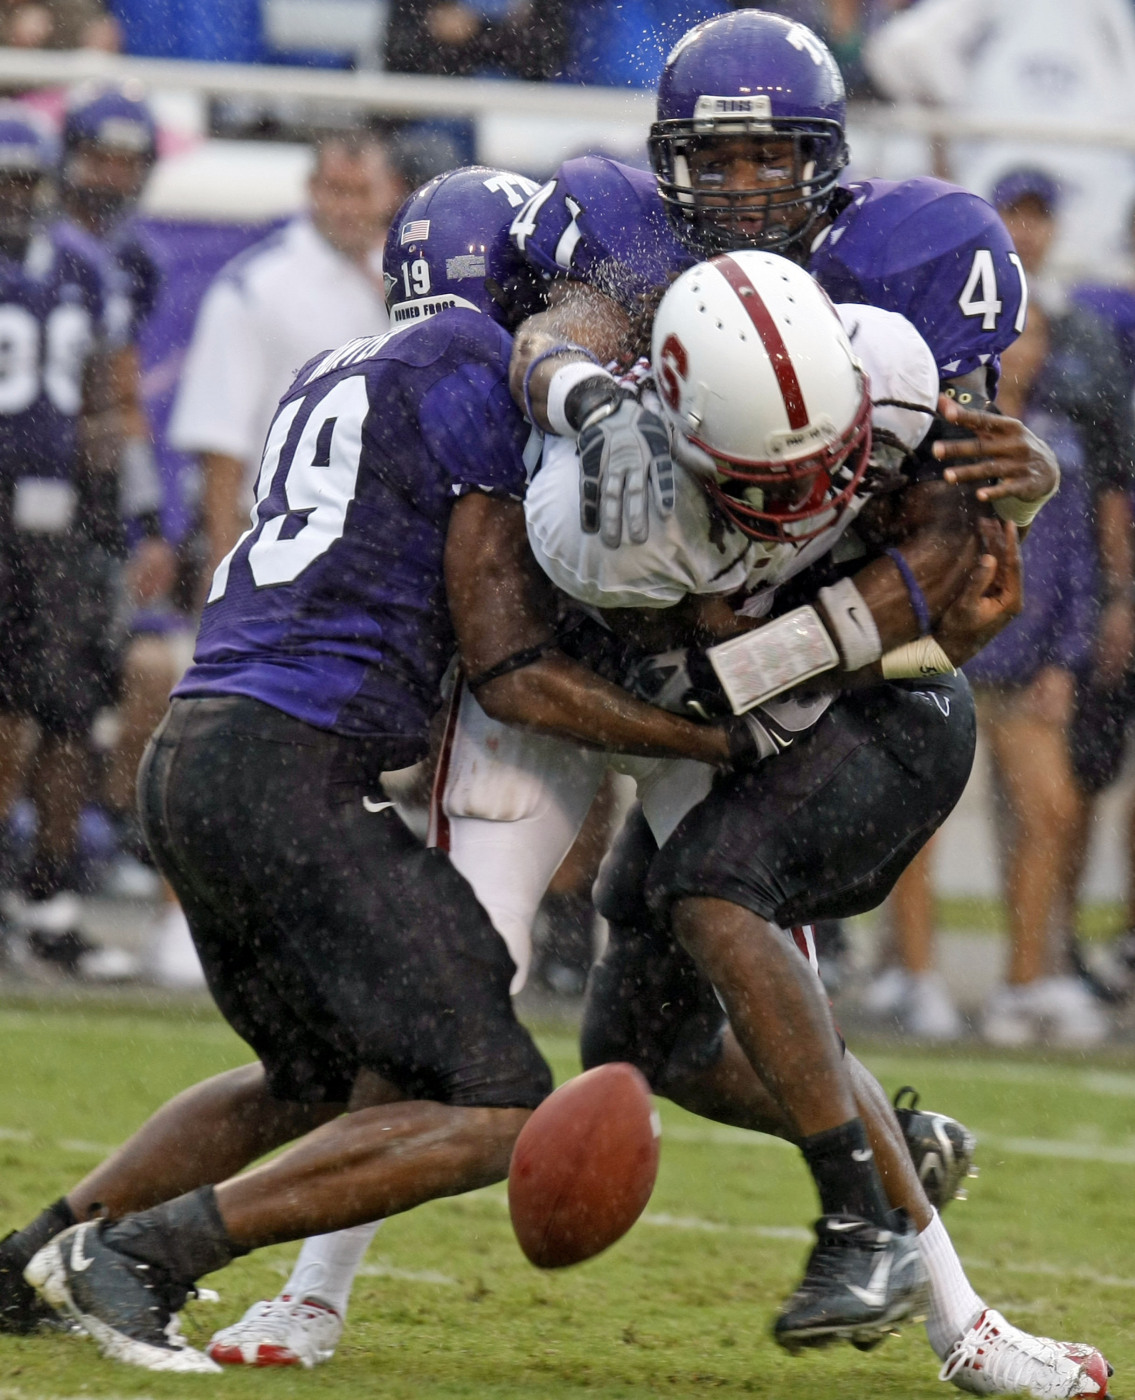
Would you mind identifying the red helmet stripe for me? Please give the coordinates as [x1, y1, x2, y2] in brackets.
[712, 254, 809, 429]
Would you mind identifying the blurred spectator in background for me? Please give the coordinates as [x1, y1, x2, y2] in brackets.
[872, 169, 1134, 1046]
[57, 86, 203, 986]
[1, 0, 120, 51]
[169, 130, 405, 587]
[385, 1, 570, 80]
[864, 0, 1135, 278]
[0, 104, 130, 977]
[977, 171, 1132, 1046]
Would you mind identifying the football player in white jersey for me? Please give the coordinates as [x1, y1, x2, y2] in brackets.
[213, 255, 1107, 1394]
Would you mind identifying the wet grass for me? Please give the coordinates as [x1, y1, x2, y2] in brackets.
[0, 997, 1133, 1398]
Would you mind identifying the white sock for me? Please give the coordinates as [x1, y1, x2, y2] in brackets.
[281, 1221, 382, 1318]
[919, 1210, 985, 1359]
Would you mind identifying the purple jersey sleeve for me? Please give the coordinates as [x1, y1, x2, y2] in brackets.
[178, 310, 530, 742]
[510, 156, 691, 310]
[809, 178, 1027, 387]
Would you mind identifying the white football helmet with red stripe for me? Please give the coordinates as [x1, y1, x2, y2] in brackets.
[651, 248, 871, 544]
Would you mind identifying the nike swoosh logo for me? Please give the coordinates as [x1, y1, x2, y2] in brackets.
[70, 1223, 95, 1273]
[362, 797, 394, 814]
[847, 1251, 892, 1309]
[851, 1148, 874, 1162]
[826, 1220, 862, 1232]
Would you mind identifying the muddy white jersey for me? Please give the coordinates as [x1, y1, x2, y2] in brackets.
[525, 302, 938, 615]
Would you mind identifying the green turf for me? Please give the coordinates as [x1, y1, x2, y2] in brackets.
[899, 896, 1128, 942]
[1, 999, 1133, 1398]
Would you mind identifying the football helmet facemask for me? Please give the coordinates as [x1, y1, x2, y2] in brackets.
[651, 249, 871, 545]
[384, 165, 546, 332]
[650, 11, 848, 259]
[60, 88, 157, 233]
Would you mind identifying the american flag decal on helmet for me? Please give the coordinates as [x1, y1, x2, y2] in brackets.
[400, 219, 431, 244]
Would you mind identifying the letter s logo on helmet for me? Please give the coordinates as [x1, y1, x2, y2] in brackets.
[650, 249, 871, 546]
[657, 332, 687, 411]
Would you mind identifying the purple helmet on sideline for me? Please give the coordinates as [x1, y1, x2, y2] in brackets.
[649, 10, 848, 258]
[384, 165, 545, 331]
[62, 89, 157, 165]
[0, 102, 56, 174]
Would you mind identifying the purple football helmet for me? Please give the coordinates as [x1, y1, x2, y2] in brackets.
[0, 102, 56, 175]
[649, 10, 848, 258]
[385, 165, 546, 331]
[62, 89, 158, 165]
[0, 103, 56, 256]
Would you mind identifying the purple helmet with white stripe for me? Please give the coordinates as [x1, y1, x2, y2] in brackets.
[62, 89, 157, 165]
[649, 11, 848, 258]
[384, 165, 545, 331]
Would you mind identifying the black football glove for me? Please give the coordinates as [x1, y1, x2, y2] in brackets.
[725, 690, 836, 768]
[622, 646, 730, 720]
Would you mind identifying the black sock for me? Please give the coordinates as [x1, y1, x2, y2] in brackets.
[3, 1197, 76, 1266]
[800, 1118, 892, 1229]
[103, 1186, 248, 1294]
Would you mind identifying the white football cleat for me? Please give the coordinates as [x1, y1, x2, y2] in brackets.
[940, 1309, 1112, 1398]
[982, 978, 1109, 1049]
[207, 1294, 343, 1368]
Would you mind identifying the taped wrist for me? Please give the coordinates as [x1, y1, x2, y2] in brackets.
[816, 576, 883, 670]
[102, 1185, 247, 1292]
[880, 637, 956, 678]
[706, 606, 840, 714]
[993, 480, 1058, 527]
[557, 371, 625, 436]
[521, 342, 601, 427]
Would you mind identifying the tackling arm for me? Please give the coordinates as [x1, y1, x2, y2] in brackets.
[445, 491, 734, 764]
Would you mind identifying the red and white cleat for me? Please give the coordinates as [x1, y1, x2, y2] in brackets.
[207, 1294, 343, 1368]
[940, 1310, 1112, 1398]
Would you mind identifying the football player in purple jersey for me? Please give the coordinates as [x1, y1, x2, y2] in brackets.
[510, 9, 1057, 550]
[58, 89, 183, 882]
[2, 168, 764, 1375]
[498, 11, 1111, 1394]
[0, 102, 131, 972]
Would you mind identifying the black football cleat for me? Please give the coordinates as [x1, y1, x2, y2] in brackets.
[773, 1213, 929, 1354]
[24, 1221, 218, 1372]
[0, 1229, 61, 1333]
[894, 1085, 978, 1211]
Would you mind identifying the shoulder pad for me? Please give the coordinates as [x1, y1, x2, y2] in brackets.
[510, 156, 690, 310]
[811, 178, 1027, 383]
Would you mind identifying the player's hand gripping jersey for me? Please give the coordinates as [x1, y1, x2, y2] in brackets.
[177, 311, 537, 749]
[527, 299, 939, 619]
[512, 157, 1026, 385]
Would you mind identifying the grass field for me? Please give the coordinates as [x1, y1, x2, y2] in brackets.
[1, 996, 1134, 1399]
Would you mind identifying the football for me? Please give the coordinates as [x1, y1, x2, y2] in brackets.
[508, 1062, 661, 1269]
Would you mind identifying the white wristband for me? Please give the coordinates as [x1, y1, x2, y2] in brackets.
[546, 363, 617, 438]
[707, 606, 841, 714]
[992, 479, 1058, 527]
[816, 576, 883, 671]
[880, 637, 956, 679]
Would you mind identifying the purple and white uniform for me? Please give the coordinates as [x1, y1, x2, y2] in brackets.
[176, 311, 534, 752]
[0, 219, 122, 491]
[511, 157, 1026, 384]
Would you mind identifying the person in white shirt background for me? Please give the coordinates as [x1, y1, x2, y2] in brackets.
[169, 130, 408, 587]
